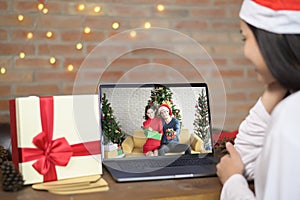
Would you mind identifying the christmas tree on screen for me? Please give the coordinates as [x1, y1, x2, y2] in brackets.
[147, 86, 181, 121]
[101, 93, 125, 145]
[193, 89, 211, 149]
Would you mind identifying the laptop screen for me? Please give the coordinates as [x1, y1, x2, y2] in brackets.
[99, 83, 213, 160]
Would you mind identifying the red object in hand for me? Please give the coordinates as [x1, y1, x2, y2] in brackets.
[213, 130, 238, 149]
[166, 129, 176, 140]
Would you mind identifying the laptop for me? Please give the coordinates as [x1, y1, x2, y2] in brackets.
[99, 83, 217, 182]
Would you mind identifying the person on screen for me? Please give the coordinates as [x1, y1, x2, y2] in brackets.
[216, 0, 300, 199]
[158, 104, 191, 156]
[142, 105, 163, 156]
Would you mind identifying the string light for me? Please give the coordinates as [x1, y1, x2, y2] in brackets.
[17, 15, 24, 21]
[157, 4, 165, 12]
[76, 42, 83, 50]
[42, 8, 48, 14]
[46, 31, 53, 38]
[37, 3, 44, 11]
[130, 30, 137, 38]
[144, 22, 151, 29]
[19, 52, 25, 59]
[49, 57, 56, 64]
[27, 32, 33, 39]
[77, 4, 85, 11]
[112, 22, 120, 30]
[67, 64, 74, 71]
[84, 27, 91, 34]
[0, 67, 6, 75]
[94, 6, 101, 13]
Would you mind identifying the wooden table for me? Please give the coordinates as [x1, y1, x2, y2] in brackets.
[0, 168, 222, 200]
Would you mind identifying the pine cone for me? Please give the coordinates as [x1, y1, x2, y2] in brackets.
[0, 145, 9, 166]
[1, 161, 24, 192]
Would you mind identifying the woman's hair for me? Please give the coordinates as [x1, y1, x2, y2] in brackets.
[144, 105, 156, 120]
[247, 23, 300, 91]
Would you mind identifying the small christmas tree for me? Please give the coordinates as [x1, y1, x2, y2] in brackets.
[101, 93, 125, 145]
[147, 86, 181, 121]
[193, 89, 211, 150]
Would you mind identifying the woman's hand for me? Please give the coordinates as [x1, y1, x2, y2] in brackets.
[261, 81, 287, 114]
[216, 142, 244, 185]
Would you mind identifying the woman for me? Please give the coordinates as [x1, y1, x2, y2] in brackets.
[158, 104, 191, 156]
[216, 0, 300, 199]
[142, 105, 163, 156]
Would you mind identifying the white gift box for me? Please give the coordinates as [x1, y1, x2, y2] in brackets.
[9, 95, 102, 185]
[104, 142, 118, 151]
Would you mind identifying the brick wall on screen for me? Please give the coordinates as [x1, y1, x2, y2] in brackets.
[0, 0, 264, 131]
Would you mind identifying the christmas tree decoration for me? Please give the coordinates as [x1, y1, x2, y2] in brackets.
[101, 93, 125, 145]
[1, 161, 24, 192]
[147, 86, 182, 121]
[0, 145, 9, 166]
[193, 89, 211, 150]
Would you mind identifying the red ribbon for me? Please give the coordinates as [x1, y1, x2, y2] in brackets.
[19, 97, 100, 182]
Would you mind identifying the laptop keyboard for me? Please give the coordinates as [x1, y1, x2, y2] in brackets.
[168, 156, 215, 167]
[117, 156, 216, 171]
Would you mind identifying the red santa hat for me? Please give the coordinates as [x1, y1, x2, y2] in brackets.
[158, 104, 172, 116]
[239, 0, 300, 34]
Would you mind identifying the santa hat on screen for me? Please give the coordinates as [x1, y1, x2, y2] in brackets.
[239, 0, 300, 34]
[159, 104, 172, 116]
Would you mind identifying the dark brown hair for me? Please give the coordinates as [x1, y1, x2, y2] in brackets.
[248, 23, 300, 91]
[144, 105, 157, 120]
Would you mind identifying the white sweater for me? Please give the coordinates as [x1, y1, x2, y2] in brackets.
[221, 91, 300, 200]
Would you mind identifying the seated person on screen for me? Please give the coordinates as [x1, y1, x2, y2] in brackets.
[142, 105, 163, 156]
[158, 104, 191, 156]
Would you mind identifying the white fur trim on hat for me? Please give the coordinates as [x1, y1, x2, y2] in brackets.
[158, 104, 172, 116]
[159, 106, 168, 112]
[239, 0, 300, 34]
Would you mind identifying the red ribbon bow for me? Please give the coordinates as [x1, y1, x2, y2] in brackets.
[31, 131, 73, 179]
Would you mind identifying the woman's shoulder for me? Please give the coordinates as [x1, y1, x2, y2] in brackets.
[274, 91, 300, 111]
[271, 91, 300, 119]
[143, 118, 151, 126]
[268, 91, 300, 140]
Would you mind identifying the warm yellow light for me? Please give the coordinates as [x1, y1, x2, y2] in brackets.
[37, 3, 44, 11]
[144, 22, 151, 29]
[130, 30, 137, 38]
[94, 6, 101, 13]
[18, 15, 24, 21]
[27, 32, 33, 39]
[76, 43, 83, 50]
[77, 4, 85, 11]
[67, 64, 74, 71]
[112, 22, 120, 30]
[19, 52, 25, 59]
[0, 67, 6, 74]
[49, 57, 56, 64]
[46, 31, 53, 38]
[84, 27, 91, 34]
[157, 4, 165, 12]
[42, 8, 48, 14]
